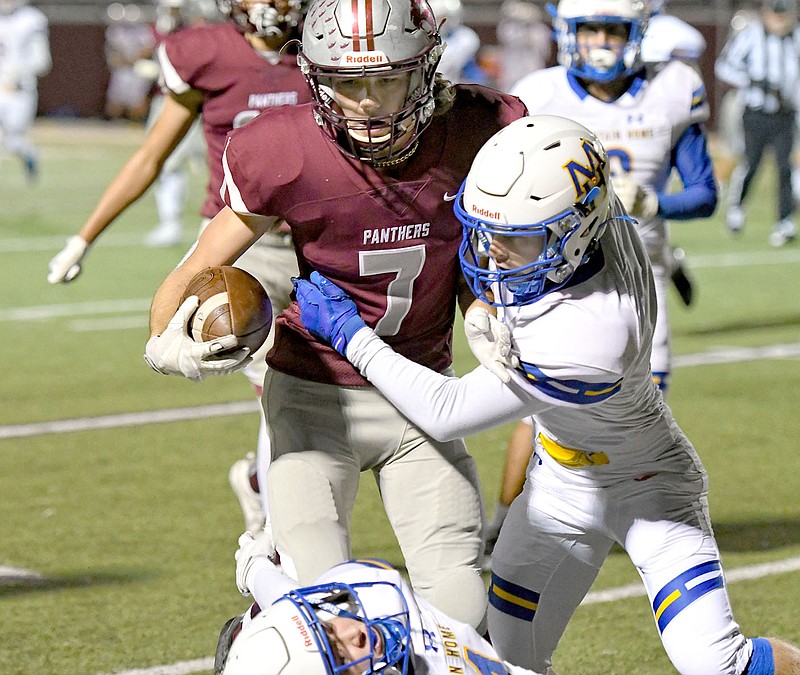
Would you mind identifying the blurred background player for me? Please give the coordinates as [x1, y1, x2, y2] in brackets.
[103, 3, 157, 123]
[47, 0, 311, 552]
[494, 0, 552, 93]
[715, 0, 800, 247]
[0, 0, 51, 183]
[640, 0, 707, 309]
[293, 114, 800, 675]
[482, 0, 717, 566]
[136, 0, 216, 248]
[215, 534, 546, 674]
[428, 0, 488, 84]
[144, 0, 527, 629]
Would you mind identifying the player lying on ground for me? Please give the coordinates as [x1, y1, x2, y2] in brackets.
[292, 115, 800, 675]
[215, 531, 547, 674]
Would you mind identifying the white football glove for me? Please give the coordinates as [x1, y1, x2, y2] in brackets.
[235, 530, 278, 597]
[47, 236, 89, 284]
[144, 296, 251, 382]
[464, 306, 519, 383]
[612, 175, 659, 220]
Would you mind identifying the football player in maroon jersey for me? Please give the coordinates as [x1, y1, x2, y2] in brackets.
[47, 0, 312, 543]
[145, 0, 527, 629]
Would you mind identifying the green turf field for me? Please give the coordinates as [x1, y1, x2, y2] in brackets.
[1, 119, 798, 674]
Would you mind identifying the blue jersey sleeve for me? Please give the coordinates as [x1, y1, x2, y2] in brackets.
[657, 123, 717, 220]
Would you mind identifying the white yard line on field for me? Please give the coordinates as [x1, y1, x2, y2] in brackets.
[0, 343, 797, 441]
[98, 556, 800, 675]
[0, 401, 259, 440]
[0, 233, 148, 253]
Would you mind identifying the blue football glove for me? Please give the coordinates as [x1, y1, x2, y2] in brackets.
[293, 271, 366, 355]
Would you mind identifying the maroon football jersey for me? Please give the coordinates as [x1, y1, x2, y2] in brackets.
[159, 22, 311, 218]
[222, 86, 528, 386]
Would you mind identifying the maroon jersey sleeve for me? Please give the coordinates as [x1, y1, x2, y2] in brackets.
[159, 23, 311, 218]
[222, 87, 527, 386]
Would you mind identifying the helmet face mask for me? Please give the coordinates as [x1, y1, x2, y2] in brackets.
[299, 0, 442, 165]
[222, 580, 413, 675]
[555, 0, 649, 82]
[217, 0, 303, 39]
[457, 115, 612, 308]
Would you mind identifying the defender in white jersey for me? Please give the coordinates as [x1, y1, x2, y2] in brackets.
[480, 0, 717, 572]
[293, 116, 800, 674]
[0, 0, 50, 182]
[511, 0, 716, 393]
[216, 535, 543, 674]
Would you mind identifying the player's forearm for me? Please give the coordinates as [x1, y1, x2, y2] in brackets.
[149, 265, 197, 337]
[78, 151, 164, 244]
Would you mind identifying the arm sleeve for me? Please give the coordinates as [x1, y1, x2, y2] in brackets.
[346, 328, 547, 440]
[658, 123, 717, 219]
[249, 564, 301, 609]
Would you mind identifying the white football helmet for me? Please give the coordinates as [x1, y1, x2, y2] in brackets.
[222, 580, 413, 675]
[217, 0, 304, 38]
[457, 115, 612, 307]
[298, 0, 443, 165]
[554, 0, 649, 82]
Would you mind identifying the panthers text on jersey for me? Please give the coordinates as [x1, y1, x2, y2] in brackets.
[157, 21, 311, 219]
[221, 86, 528, 386]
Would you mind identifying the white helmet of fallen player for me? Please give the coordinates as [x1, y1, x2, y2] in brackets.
[457, 115, 613, 307]
[298, 0, 443, 166]
[555, 0, 649, 82]
[217, 0, 303, 38]
[221, 579, 413, 675]
[0, 0, 26, 15]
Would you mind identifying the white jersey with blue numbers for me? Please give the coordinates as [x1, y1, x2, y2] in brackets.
[510, 61, 708, 256]
[345, 212, 701, 485]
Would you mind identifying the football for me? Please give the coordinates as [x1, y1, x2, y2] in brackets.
[181, 266, 273, 354]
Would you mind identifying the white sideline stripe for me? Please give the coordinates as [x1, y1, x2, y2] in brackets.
[0, 233, 148, 253]
[10, 299, 151, 321]
[0, 401, 260, 440]
[582, 556, 800, 605]
[70, 316, 149, 332]
[102, 556, 800, 675]
[1, 343, 798, 441]
[673, 342, 800, 367]
[689, 249, 800, 268]
[0, 565, 42, 581]
[99, 657, 214, 675]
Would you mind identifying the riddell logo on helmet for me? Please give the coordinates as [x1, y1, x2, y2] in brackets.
[471, 204, 502, 220]
[291, 614, 314, 649]
[343, 51, 389, 65]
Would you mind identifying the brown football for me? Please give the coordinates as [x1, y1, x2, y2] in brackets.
[181, 266, 272, 354]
